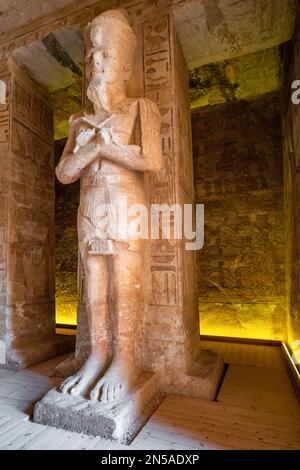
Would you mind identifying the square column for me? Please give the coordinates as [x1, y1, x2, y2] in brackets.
[0, 58, 73, 368]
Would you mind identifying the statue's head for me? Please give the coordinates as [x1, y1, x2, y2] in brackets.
[84, 9, 137, 107]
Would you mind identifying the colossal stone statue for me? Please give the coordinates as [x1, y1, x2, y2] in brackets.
[55, 9, 162, 402]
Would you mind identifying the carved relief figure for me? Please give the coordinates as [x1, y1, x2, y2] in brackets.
[56, 9, 162, 402]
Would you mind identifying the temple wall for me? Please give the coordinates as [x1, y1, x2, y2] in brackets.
[192, 93, 287, 341]
[282, 10, 300, 356]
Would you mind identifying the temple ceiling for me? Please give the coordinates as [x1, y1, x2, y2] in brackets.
[3, 0, 297, 138]
[173, 0, 296, 69]
[0, 0, 75, 33]
[11, 26, 84, 92]
[189, 46, 282, 109]
[11, 25, 84, 140]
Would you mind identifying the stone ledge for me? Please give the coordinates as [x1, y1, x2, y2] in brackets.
[33, 371, 162, 444]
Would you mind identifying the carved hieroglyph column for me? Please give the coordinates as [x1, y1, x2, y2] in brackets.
[128, 3, 222, 398]
[0, 58, 73, 367]
[138, 10, 201, 388]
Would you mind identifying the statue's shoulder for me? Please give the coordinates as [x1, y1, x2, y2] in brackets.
[137, 97, 161, 128]
[69, 111, 84, 123]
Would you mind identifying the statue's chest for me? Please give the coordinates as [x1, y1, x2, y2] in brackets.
[82, 101, 139, 178]
[81, 101, 138, 145]
[106, 110, 137, 145]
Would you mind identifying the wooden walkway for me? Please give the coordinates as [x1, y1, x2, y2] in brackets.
[201, 339, 286, 370]
[0, 349, 299, 450]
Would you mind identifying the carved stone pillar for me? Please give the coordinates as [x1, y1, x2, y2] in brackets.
[0, 58, 73, 368]
[139, 13, 198, 372]
[137, 7, 222, 397]
[73, 2, 223, 399]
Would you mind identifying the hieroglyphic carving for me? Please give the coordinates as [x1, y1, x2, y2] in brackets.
[13, 81, 53, 143]
[7, 60, 55, 337]
[143, 15, 178, 307]
[150, 266, 177, 306]
[143, 16, 171, 103]
[12, 120, 53, 174]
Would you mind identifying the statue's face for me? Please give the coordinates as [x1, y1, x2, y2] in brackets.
[86, 22, 131, 105]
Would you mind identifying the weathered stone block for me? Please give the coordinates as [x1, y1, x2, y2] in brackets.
[33, 371, 162, 443]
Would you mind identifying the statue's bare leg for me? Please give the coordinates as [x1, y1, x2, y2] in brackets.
[90, 249, 142, 402]
[60, 255, 109, 397]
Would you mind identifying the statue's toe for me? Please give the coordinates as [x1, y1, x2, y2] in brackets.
[90, 380, 103, 401]
[60, 374, 80, 394]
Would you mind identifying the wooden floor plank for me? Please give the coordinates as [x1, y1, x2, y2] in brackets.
[0, 417, 25, 438]
[157, 408, 300, 446]
[218, 364, 300, 417]
[2, 422, 47, 450]
[17, 425, 61, 450]
[150, 409, 299, 450]
[201, 341, 285, 370]
[0, 351, 299, 450]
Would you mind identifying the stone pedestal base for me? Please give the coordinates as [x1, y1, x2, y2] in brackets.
[33, 371, 162, 444]
[169, 349, 224, 400]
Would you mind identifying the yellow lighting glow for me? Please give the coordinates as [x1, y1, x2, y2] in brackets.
[55, 296, 78, 326]
[200, 302, 286, 342]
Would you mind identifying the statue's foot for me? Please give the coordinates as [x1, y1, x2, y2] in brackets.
[60, 352, 106, 398]
[90, 358, 139, 402]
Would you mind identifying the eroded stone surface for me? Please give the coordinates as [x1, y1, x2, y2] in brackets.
[0, 0, 77, 34]
[173, 0, 296, 69]
[33, 371, 162, 443]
